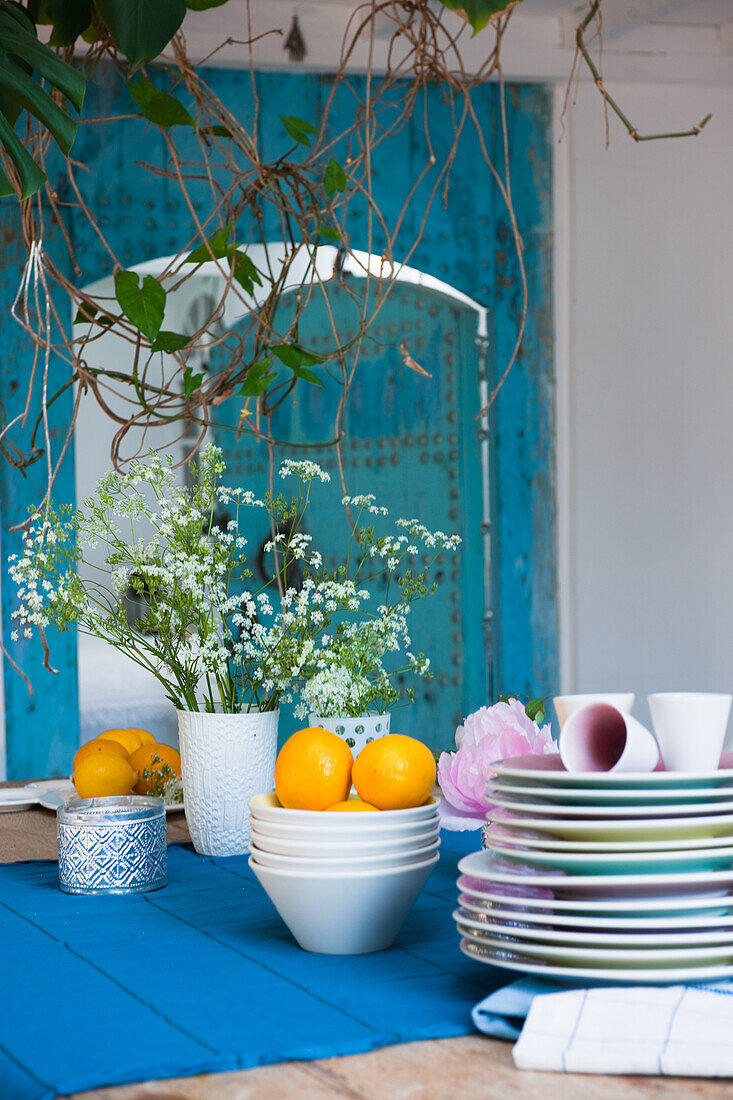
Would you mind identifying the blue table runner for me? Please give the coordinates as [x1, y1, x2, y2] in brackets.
[0, 831, 504, 1100]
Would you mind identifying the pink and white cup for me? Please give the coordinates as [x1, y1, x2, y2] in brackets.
[559, 702, 659, 774]
[554, 693, 635, 729]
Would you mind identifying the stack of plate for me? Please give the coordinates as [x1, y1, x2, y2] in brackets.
[454, 751, 733, 983]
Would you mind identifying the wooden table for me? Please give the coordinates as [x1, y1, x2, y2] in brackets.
[2, 782, 728, 1100]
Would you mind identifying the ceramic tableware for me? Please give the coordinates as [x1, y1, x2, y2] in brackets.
[457, 895, 733, 930]
[460, 939, 733, 985]
[488, 792, 733, 819]
[249, 792, 438, 825]
[486, 826, 733, 853]
[249, 851, 439, 954]
[554, 693, 635, 728]
[454, 910, 733, 948]
[249, 816, 439, 841]
[487, 810, 733, 842]
[491, 752, 733, 788]
[480, 838, 733, 875]
[0, 788, 41, 812]
[249, 825, 440, 857]
[487, 779, 733, 805]
[457, 874, 733, 914]
[648, 692, 732, 772]
[559, 703, 659, 773]
[249, 835, 441, 870]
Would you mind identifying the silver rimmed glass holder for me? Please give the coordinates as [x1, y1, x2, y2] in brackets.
[57, 796, 168, 895]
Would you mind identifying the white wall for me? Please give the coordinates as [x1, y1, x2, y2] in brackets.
[557, 81, 733, 729]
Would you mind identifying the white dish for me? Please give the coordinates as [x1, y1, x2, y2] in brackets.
[0, 788, 41, 812]
[458, 850, 733, 898]
[249, 792, 438, 825]
[489, 792, 733, 819]
[250, 816, 439, 841]
[458, 925, 733, 966]
[460, 938, 733, 985]
[486, 826, 733, 853]
[457, 895, 733, 931]
[487, 780, 733, 805]
[492, 752, 733, 788]
[457, 875, 733, 915]
[250, 836, 440, 870]
[454, 910, 733, 948]
[24, 779, 185, 814]
[250, 851, 439, 954]
[488, 810, 733, 843]
[482, 838, 733, 874]
[249, 825, 440, 857]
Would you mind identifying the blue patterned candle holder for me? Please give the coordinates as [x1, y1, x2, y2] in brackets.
[57, 796, 168, 895]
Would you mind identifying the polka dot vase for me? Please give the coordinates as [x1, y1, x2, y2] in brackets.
[309, 713, 391, 756]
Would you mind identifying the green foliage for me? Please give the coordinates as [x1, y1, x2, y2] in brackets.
[280, 114, 318, 148]
[184, 222, 237, 264]
[271, 343, 324, 387]
[231, 252, 262, 296]
[183, 366, 204, 398]
[128, 76, 195, 127]
[238, 359, 275, 398]
[497, 692, 548, 725]
[114, 271, 166, 342]
[94, 0, 186, 66]
[0, 1, 85, 198]
[323, 158, 347, 199]
[151, 330, 191, 352]
[437, 0, 520, 34]
[44, 0, 92, 46]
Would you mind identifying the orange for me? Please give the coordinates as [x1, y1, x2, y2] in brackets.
[274, 727, 353, 811]
[126, 728, 156, 746]
[352, 735, 436, 810]
[98, 728, 142, 755]
[128, 743, 182, 794]
[73, 738, 129, 771]
[325, 799, 379, 812]
[73, 753, 136, 798]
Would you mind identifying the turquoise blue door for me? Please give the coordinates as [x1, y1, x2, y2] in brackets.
[212, 279, 489, 753]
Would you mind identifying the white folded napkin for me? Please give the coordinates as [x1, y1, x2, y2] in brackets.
[512, 983, 733, 1076]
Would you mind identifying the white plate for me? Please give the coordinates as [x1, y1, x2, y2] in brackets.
[457, 894, 733, 930]
[489, 792, 733, 819]
[0, 788, 41, 812]
[458, 925, 733, 966]
[457, 875, 733, 915]
[483, 837, 733, 874]
[492, 752, 733, 788]
[488, 811, 733, 843]
[487, 780, 733, 805]
[460, 937, 733, 984]
[454, 910, 733, 947]
[487, 826, 733, 853]
[25, 779, 185, 814]
[458, 850, 733, 897]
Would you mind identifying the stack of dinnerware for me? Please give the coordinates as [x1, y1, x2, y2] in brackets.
[249, 793, 440, 954]
[454, 751, 733, 983]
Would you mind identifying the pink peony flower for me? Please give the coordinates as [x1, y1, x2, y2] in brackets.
[437, 699, 555, 815]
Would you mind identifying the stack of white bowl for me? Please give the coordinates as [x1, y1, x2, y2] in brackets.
[248, 793, 441, 954]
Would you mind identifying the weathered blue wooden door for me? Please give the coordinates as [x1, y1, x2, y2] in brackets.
[212, 279, 489, 752]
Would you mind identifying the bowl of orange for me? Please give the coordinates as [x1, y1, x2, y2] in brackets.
[68, 729, 184, 812]
[248, 727, 440, 953]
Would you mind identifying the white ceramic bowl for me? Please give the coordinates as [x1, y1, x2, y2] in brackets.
[249, 825, 440, 858]
[249, 835, 441, 871]
[249, 814, 440, 842]
[249, 792, 438, 826]
[249, 851, 440, 953]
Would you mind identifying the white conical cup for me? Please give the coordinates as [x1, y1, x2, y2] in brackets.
[559, 703, 659, 774]
[648, 693, 731, 772]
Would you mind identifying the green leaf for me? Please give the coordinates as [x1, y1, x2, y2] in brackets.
[436, 0, 520, 34]
[94, 0, 186, 65]
[128, 76, 195, 128]
[280, 114, 317, 148]
[0, 16, 86, 110]
[44, 0, 92, 46]
[186, 0, 229, 8]
[524, 696, 547, 725]
[151, 330, 191, 352]
[184, 223, 237, 264]
[323, 157, 346, 199]
[270, 344, 323, 369]
[183, 366, 204, 398]
[0, 51, 77, 154]
[114, 271, 166, 342]
[238, 358, 275, 397]
[0, 107, 46, 198]
[231, 251, 262, 296]
[313, 223, 342, 241]
[73, 303, 97, 325]
[291, 365, 323, 388]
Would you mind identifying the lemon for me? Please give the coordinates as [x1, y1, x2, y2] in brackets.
[126, 728, 156, 746]
[98, 728, 142, 755]
[274, 727, 353, 810]
[73, 753, 136, 798]
[325, 799, 379, 812]
[352, 735, 436, 810]
[72, 738, 129, 771]
[128, 743, 181, 794]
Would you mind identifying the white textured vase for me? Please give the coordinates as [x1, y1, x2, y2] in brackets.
[177, 708, 278, 856]
[310, 712, 390, 756]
